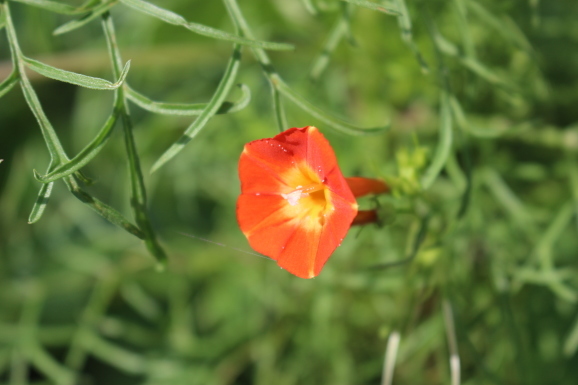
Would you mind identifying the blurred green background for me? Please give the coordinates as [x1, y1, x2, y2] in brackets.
[1, 0, 578, 384]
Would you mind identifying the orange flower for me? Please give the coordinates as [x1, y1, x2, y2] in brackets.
[237, 126, 386, 278]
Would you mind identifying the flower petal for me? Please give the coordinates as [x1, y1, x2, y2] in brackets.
[237, 126, 358, 278]
[345, 177, 389, 198]
[351, 210, 379, 226]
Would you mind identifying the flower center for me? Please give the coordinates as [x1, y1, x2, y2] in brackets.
[281, 183, 326, 206]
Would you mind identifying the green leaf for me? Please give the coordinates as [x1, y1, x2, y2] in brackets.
[533, 201, 575, 268]
[53, 0, 117, 35]
[274, 77, 389, 136]
[27, 342, 76, 385]
[564, 314, 578, 357]
[28, 161, 55, 224]
[467, 0, 533, 53]
[300, 0, 319, 15]
[450, 96, 509, 138]
[126, 83, 251, 116]
[0, 71, 18, 98]
[395, 0, 429, 73]
[310, 11, 349, 80]
[151, 45, 242, 173]
[432, 32, 517, 91]
[19, 73, 69, 163]
[272, 87, 287, 132]
[11, 0, 86, 15]
[102, 13, 168, 267]
[34, 108, 120, 183]
[119, 0, 293, 51]
[64, 176, 144, 239]
[420, 91, 453, 189]
[452, 0, 476, 59]
[341, 0, 400, 15]
[24, 57, 130, 90]
[370, 216, 430, 270]
[482, 167, 535, 229]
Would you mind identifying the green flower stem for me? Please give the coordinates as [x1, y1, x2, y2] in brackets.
[102, 13, 168, 267]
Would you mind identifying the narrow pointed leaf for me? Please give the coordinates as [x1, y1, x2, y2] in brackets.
[53, 0, 117, 35]
[450, 96, 508, 138]
[28, 161, 55, 224]
[24, 56, 130, 90]
[341, 0, 400, 15]
[11, 0, 86, 14]
[564, 314, 578, 357]
[151, 46, 242, 172]
[27, 342, 76, 385]
[0, 71, 18, 98]
[19, 74, 68, 163]
[300, 0, 319, 15]
[432, 31, 517, 91]
[275, 77, 389, 136]
[310, 12, 349, 80]
[126, 83, 250, 116]
[4, 0, 68, 163]
[35, 109, 120, 183]
[272, 87, 287, 132]
[395, 0, 429, 72]
[482, 168, 535, 229]
[467, 0, 533, 53]
[452, 0, 476, 59]
[420, 91, 453, 189]
[102, 13, 167, 267]
[370, 216, 430, 270]
[64, 176, 144, 239]
[120, 0, 293, 51]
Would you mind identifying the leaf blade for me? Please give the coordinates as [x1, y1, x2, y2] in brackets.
[126, 83, 250, 116]
[151, 45, 242, 172]
[120, 0, 293, 51]
[64, 176, 144, 239]
[0, 71, 18, 98]
[24, 56, 130, 90]
[341, 0, 400, 16]
[275, 77, 389, 136]
[420, 91, 453, 189]
[35, 108, 120, 183]
[53, 0, 117, 35]
[28, 161, 56, 224]
[11, 0, 84, 15]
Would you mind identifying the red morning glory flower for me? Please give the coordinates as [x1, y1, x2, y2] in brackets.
[237, 126, 387, 278]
